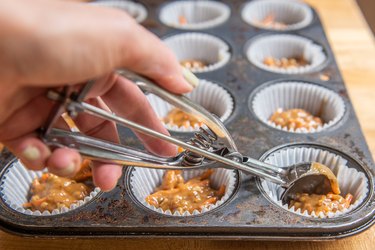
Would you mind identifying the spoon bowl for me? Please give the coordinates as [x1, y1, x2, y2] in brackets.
[281, 171, 334, 205]
[279, 162, 339, 205]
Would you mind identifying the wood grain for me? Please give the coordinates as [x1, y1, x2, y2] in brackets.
[1, 0, 374, 249]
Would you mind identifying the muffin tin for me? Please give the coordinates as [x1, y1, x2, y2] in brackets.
[0, 0, 374, 239]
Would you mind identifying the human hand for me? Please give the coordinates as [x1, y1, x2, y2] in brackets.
[0, 0, 194, 191]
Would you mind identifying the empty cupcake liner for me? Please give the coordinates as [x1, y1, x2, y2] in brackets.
[241, 0, 313, 31]
[164, 33, 231, 73]
[246, 34, 326, 74]
[159, 0, 230, 30]
[91, 0, 147, 23]
[129, 167, 237, 216]
[259, 146, 369, 218]
[251, 81, 345, 133]
[0, 159, 100, 216]
[147, 79, 234, 132]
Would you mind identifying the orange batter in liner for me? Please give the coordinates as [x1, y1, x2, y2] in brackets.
[180, 59, 208, 71]
[23, 160, 93, 212]
[269, 108, 323, 131]
[163, 108, 205, 128]
[146, 170, 225, 214]
[289, 162, 353, 215]
[23, 173, 92, 212]
[289, 193, 353, 215]
[257, 14, 287, 29]
[178, 15, 188, 25]
[263, 56, 309, 69]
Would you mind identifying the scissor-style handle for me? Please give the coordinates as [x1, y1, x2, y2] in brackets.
[44, 128, 188, 169]
[40, 69, 289, 186]
[44, 128, 288, 185]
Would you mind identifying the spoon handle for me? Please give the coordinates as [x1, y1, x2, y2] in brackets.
[241, 157, 288, 184]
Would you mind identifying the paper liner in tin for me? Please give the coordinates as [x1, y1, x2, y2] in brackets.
[129, 167, 237, 216]
[251, 81, 345, 133]
[246, 34, 326, 74]
[91, 0, 147, 23]
[260, 146, 369, 218]
[0, 159, 100, 216]
[164, 32, 230, 73]
[241, 0, 313, 31]
[159, 0, 230, 30]
[147, 79, 234, 132]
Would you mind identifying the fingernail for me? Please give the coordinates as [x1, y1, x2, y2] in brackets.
[56, 161, 77, 177]
[22, 146, 41, 161]
[182, 67, 199, 88]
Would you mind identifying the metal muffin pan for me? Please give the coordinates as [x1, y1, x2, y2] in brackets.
[0, 0, 374, 239]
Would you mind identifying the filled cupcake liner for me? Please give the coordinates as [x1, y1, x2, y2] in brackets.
[241, 0, 313, 31]
[129, 167, 237, 216]
[251, 81, 345, 133]
[164, 33, 231, 73]
[0, 159, 100, 216]
[91, 0, 147, 23]
[260, 146, 369, 218]
[246, 34, 326, 74]
[159, 0, 230, 30]
[147, 79, 234, 132]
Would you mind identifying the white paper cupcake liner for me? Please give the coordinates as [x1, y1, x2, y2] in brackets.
[159, 0, 230, 30]
[259, 146, 369, 218]
[147, 79, 234, 132]
[0, 159, 100, 216]
[91, 0, 147, 23]
[241, 0, 313, 31]
[129, 167, 237, 216]
[251, 81, 345, 133]
[164, 33, 231, 73]
[246, 34, 326, 74]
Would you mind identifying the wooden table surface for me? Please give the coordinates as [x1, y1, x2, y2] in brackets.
[1, 0, 375, 249]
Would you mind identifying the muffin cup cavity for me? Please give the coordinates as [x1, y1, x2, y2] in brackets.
[129, 167, 237, 216]
[241, 0, 313, 31]
[164, 33, 231, 73]
[251, 81, 345, 133]
[147, 79, 234, 132]
[246, 34, 326, 74]
[91, 0, 147, 23]
[159, 0, 230, 30]
[259, 146, 369, 218]
[0, 159, 100, 216]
